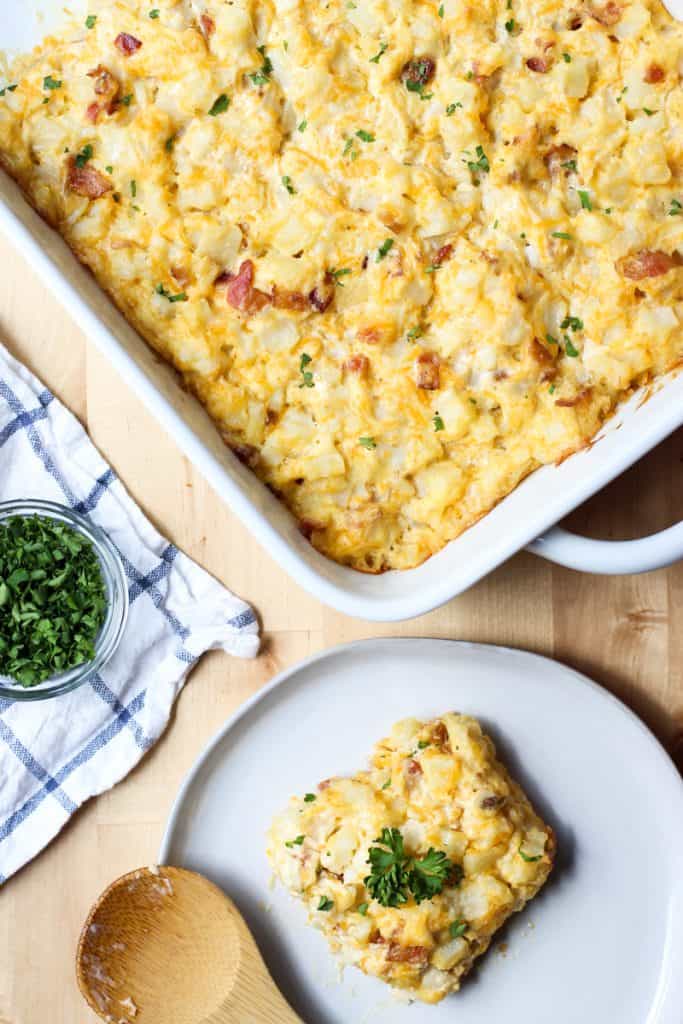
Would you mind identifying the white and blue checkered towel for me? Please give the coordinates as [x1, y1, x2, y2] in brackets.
[0, 340, 259, 883]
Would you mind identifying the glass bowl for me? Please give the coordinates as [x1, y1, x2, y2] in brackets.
[0, 499, 129, 701]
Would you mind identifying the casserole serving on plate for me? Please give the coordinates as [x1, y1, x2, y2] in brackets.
[0, 0, 682, 620]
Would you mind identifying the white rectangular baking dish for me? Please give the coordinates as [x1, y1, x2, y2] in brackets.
[2, 1, 682, 622]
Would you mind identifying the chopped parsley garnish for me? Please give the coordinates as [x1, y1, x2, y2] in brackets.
[369, 42, 388, 63]
[578, 189, 592, 211]
[359, 436, 377, 449]
[505, 18, 515, 32]
[0, 515, 108, 687]
[552, 231, 572, 240]
[433, 413, 445, 432]
[364, 828, 458, 907]
[464, 144, 490, 181]
[304, 792, 316, 802]
[317, 896, 334, 911]
[249, 45, 273, 86]
[298, 352, 314, 388]
[407, 325, 423, 340]
[155, 283, 188, 302]
[130, 180, 137, 198]
[466, 69, 474, 80]
[356, 129, 375, 143]
[616, 85, 628, 103]
[85, 15, 97, 29]
[165, 135, 176, 152]
[105, 165, 113, 174]
[518, 843, 542, 862]
[562, 51, 571, 62]
[298, 119, 307, 132]
[376, 238, 394, 261]
[43, 75, 62, 91]
[357, 902, 369, 915]
[449, 918, 467, 938]
[669, 198, 682, 216]
[329, 267, 351, 286]
[343, 137, 357, 160]
[417, 739, 431, 748]
[285, 835, 305, 848]
[0, 84, 17, 97]
[545, 333, 559, 345]
[446, 101, 463, 115]
[425, 263, 442, 273]
[149, 8, 160, 17]
[208, 93, 230, 116]
[438, 2, 445, 15]
[282, 175, 296, 194]
[121, 93, 133, 106]
[74, 144, 93, 168]
[643, 107, 656, 116]
[564, 336, 580, 357]
[561, 158, 577, 172]
[406, 79, 433, 101]
[561, 315, 583, 331]
[549, 383, 556, 394]
[381, 779, 391, 789]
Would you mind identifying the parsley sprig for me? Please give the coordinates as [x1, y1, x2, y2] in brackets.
[249, 46, 273, 86]
[364, 827, 459, 907]
[0, 516, 107, 687]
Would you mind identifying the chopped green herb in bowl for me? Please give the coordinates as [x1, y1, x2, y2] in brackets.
[0, 500, 128, 699]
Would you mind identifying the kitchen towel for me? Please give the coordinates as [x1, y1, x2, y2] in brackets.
[0, 340, 260, 882]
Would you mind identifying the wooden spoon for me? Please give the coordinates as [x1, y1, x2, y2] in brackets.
[76, 865, 303, 1024]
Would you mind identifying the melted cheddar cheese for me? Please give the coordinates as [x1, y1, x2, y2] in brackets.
[268, 714, 555, 1003]
[1, 0, 681, 570]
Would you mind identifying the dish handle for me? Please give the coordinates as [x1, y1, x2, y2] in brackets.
[527, 521, 683, 574]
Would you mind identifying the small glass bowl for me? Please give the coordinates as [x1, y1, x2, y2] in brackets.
[0, 499, 129, 701]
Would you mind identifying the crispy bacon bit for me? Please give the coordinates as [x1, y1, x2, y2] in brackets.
[343, 354, 370, 376]
[401, 57, 436, 87]
[616, 250, 681, 280]
[272, 287, 308, 311]
[357, 326, 384, 345]
[200, 13, 216, 37]
[85, 101, 101, 123]
[309, 282, 334, 313]
[493, 369, 509, 381]
[568, 11, 584, 28]
[406, 759, 423, 776]
[481, 794, 506, 810]
[526, 56, 552, 73]
[115, 32, 142, 56]
[225, 260, 270, 312]
[644, 63, 665, 83]
[65, 157, 112, 199]
[530, 337, 555, 366]
[299, 518, 325, 540]
[588, 1, 622, 25]
[229, 443, 259, 467]
[386, 943, 430, 967]
[432, 722, 451, 750]
[415, 352, 441, 390]
[214, 270, 234, 286]
[85, 64, 121, 120]
[435, 243, 453, 265]
[556, 388, 593, 407]
[545, 144, 577, 177]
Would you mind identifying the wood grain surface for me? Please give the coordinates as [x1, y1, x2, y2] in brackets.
[0, 230, 681, 1024]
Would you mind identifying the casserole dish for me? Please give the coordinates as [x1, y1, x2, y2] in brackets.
[1, 2, 682, 623]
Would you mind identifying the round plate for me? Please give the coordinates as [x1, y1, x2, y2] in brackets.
[160, 640, 683, 1023]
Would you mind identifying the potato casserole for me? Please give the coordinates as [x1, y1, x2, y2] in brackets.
[267, 713, 555, 1003]
[0, 0, 681, 570]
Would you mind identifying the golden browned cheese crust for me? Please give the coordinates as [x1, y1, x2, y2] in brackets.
[1, 0, 681, 570]
[267, 714, 555, 1004]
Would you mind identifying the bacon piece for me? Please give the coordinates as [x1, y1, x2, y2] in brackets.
[481, 794, 506, 810]
[115, 32, 143, 56]
[530, 337, 555, 366]
[401, 57, 436, 87]
[588, 1, 622, 25]
[65, 157, 112, 199]
[555, 387, 593, 407]
[272, 287, 307, 311]
[357, 326, 384, 345]
[415, 352, 441, 390]
[171, 266, 191, 288]
[545, 144, 577, 177]
[406, 759, 423, 776]
[568, 11, 584, 28]
[85, 101, 101, 124]
[644, 63, 665, 83]
[200, 13, 216, 37]
[386, 943, 430, 967]
[435, 243, 453, 266]
[225, 260, 270, 312]
[526, 56, 552, 73]
[214, 269, 234, 286]
[85, 64, 121, 121]
[431, 721, 451, 750]
[616, 250, 681, 281]
[229, 443, 259, 467]
[343, 354, 370, 376]
[309, 282, 334, 313]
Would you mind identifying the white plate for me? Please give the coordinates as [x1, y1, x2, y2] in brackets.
[161, 639, 683, 1024]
